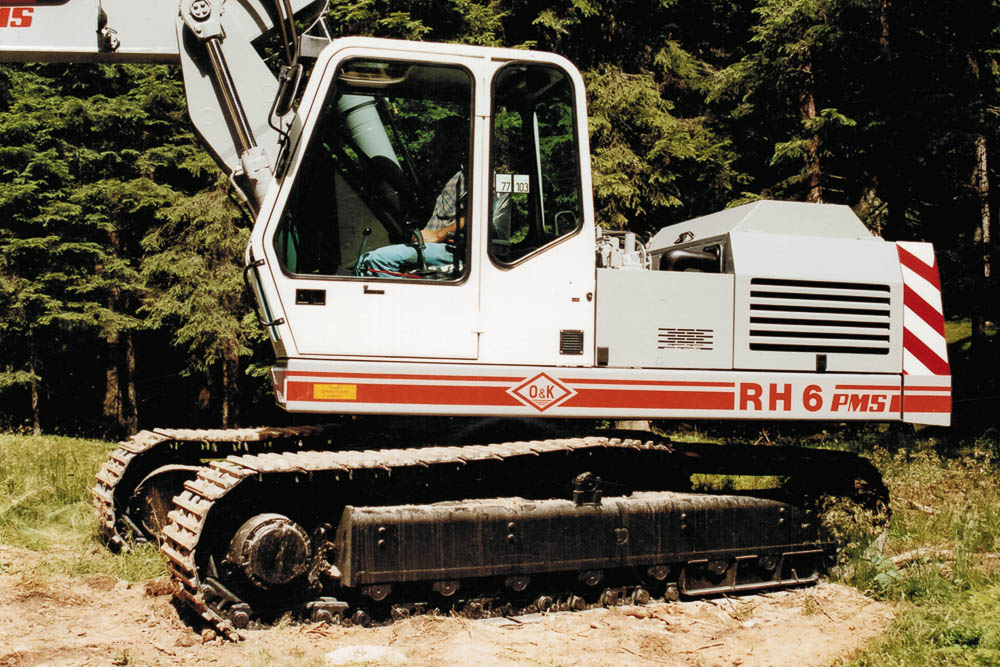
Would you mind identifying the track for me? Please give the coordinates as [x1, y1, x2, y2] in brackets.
[93, 426, 339, 549]
[94, 429, 887, 640]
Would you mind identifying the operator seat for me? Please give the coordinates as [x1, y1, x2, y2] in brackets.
[366, 154, 416, 243]
[490, 191, 513, 261]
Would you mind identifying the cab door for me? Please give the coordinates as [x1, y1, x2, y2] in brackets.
[257, 47, 484, 360]
[476, 58, 596, 366]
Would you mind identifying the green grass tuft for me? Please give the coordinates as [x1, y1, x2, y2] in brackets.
[833, 444, 1000, 665]
[0, 433, 167, 580]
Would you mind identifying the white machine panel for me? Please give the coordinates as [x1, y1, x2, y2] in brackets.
[649, 200, 874, 251]
[596, 270, 734, 369]
[0, 0, 177, 62]
[731, 232, 903, 373]
[477, 230, 596, 366]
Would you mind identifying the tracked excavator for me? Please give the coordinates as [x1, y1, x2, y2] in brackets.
[3, 0, 952, 639]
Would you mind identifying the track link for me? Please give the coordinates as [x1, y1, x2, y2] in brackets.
[161, 437, 623, 639]
[92, 426, 338, 549]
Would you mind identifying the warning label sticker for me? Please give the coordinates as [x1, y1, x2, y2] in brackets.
[313, 383, 357, 401]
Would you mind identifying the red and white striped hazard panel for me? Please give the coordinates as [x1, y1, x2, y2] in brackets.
[896, 241, 951, 425]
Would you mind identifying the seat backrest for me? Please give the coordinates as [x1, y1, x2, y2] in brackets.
[490, 191, 513, 259]
[367, 154, 415, 242]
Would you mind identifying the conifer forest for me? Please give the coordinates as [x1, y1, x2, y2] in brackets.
[1, 0, 997, 437]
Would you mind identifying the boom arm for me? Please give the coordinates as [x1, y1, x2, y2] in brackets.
[0, 0, 328, 206]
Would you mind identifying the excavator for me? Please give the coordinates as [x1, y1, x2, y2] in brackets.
[2, 0, 951, 639]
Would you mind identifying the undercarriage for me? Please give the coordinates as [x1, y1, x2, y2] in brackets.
[93, 425, 887, 640]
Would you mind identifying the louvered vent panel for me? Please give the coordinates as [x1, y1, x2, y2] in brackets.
[560, 329, 584, 355]
[658, 328, 714, 351]
[748, 278, 891, 355]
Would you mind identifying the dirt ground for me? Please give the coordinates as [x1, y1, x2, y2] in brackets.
[0, 545, 893, 667]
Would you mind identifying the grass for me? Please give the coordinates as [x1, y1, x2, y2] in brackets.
[831, 440, 1000, 665]
[945, 318, 997, 352]
[657, 418, 1000, 665]
[0, 433, 167, 581]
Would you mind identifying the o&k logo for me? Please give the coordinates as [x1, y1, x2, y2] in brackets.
[508, 373, 576, 412]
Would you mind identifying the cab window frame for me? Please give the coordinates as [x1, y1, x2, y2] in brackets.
[271, 55, 477, 286]
[487, 61, 584, 269]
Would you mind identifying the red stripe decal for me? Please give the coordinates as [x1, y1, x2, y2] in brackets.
[288, 382, 516, 406]
[835, 384, 900, 391]
[890, 394, 901, 413]
[904, 394, 952, 414]
[906, 385, 951, 393]
[903, 285, 946, 336]
[903, 330, 950, 375]
[286, 370, 524, 383]
[567, 379, 736, 388]
[289, 382, 737, 411]
[897, 246, 941, 289]
[566, 389, 735, 411]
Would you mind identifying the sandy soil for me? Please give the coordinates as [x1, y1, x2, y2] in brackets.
[0, 545, 893, 667]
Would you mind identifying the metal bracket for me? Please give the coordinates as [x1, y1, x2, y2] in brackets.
[572, 472, 603, 506]
[180, 0, 224, 40]
[96, 7, 120, 53]
[242, 258, 285, 327]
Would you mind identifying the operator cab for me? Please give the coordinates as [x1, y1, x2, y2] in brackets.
[251, 39, 596, 363]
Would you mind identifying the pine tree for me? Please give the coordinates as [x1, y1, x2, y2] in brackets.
[710, 0, 865, 204]
[140, 182, 254, 428]
[0, 63, 251, 434]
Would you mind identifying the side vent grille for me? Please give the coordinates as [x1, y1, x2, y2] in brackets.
[748, 278, 891, 355]
[560, 329, 584, 355]
[658, 328, 714, 351]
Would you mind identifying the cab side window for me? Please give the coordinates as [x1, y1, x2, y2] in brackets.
[274, 59, 473, 281]
[489, 64, 582, 265]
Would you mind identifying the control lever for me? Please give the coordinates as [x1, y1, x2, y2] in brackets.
[353, 227, 373, 274]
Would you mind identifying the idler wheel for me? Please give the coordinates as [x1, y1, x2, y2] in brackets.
[226, 513, 312, 588]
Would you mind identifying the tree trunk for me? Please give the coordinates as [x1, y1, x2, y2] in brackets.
[103, 331, 139, 435]
[221, 360, 230, 429]
[123, 332, 139, 434]
[27, 354, 40, 436]
[970, 51, 994, 349]
[972, 134, 992, 346]
[878, 0, 906, 240]
[800, 60, 822, 203]
[101, 225, 139, 436]
[613, 420, 651, 432]
[103, 332, 122, 428]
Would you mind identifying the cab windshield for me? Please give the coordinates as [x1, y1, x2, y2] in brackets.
[274, 58, 473, 281]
